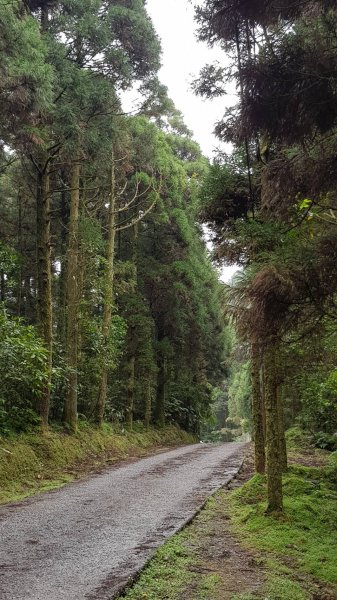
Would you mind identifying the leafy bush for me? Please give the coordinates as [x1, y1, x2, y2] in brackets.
[285, 426, 313, 451]
[313, 432, 337, 452]
[0, 308, 49, 433]
[202, 428, 235, 443]
[298, 370, 337, 435]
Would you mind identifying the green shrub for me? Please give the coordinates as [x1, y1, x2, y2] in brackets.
[313, 432, 337, 452]
[0, 308, 49, 433]
[286, 426, 313, 451]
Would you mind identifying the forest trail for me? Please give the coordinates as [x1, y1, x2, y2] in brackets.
[0, 442, 246, 600]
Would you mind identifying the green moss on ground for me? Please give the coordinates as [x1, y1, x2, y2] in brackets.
[0, 424, 194, 504]
[231, 575, 308, 600]
[121, 476, 264, 600]
[121, 532, 196, 600]
[120, 501, 227, 600]
[120, 455, 337, 600]
[228, 465, 337, 591]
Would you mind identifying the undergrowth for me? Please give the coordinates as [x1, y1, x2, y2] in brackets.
[228, 466, 337, 586]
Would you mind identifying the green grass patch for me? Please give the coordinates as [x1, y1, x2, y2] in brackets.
[0, 424, 194, 504]
[228, 467, 337, 586]
[121, 531, 196, 600]
[120, 497, 226, 600]
[197, 573, 222, 599]
[118, 458, 336, 600]
[231, 576, 309, 600]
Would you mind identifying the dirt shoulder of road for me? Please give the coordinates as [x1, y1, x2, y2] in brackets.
[0, 425, 195, 505]
[120, 450, 337, 600]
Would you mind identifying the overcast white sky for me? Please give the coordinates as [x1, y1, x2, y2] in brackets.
[145, 0, 236, 158]
[143, 0, 239, 282]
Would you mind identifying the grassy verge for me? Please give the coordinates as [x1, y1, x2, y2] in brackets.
[0, 424, 195, 504]
[229, 467, 337, 587]
[228, 463, 337, 600]
[121, 529, 196, 600]
[120, 491, 262, 600]
[120, 451, 337, 600]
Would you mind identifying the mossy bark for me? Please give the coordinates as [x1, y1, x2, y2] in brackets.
[64, 162, 80, 432]
[57, 177, 69, 348]
[126, 356, 135, 430]
[144, 378, 152, 430]
[251, 339, 265, 474]
[155, 355, 167, 428]
[125, 223, 138, 431]
[96, 148, 116, 426]
[0, 270, 5, 302]
[277, 384, 288, 472]
[36, 168, 52, 430]
[264, 344, 283, 513]
[16, 193, 23, 316]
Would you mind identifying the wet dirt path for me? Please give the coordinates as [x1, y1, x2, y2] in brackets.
[0, 442, 246, 600]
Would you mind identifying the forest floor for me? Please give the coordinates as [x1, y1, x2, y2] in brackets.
[120, 446, 337, 600]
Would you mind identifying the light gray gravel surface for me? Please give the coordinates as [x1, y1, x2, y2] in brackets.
[0, 442, 246, 600]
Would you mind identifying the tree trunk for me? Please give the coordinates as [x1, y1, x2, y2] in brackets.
[57, 177, 68, 347]
[41, 6, 49, 31]
[96, 148, 116, 426]
[126, 355, 135, 430]
[235, 24, 253, 206]
[251, 339, 265, 474]
[0, 270, 5, 302]
[277, 384, 288, 472]
[144, 377, 152, 430]
[24, 275, 35, 323]
[17, 192, 23, 316]
[155, 354, 166, 428]
[36, 168, 52, 430]
[125, 223, 139, 429]
[64, 161, 80, 432]
[264, 345, 283, 513]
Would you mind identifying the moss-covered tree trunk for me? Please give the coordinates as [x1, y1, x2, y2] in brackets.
[155, 354, 166, 428]
[16, 192, 23, 316]
[96, 149, 116, 426]
[57, 177, 68, 348]
[0, 270, 5, 302]
[36, 167, 52, 430]
[277, 384, 288, 472]
[144, 378, 152, 430]
[126, 355, 135, 430]
[251, 339, 265, 474]
[125, 223, 138, 430]
[64, 161, 80, 432]
[264, 344, 283, 513]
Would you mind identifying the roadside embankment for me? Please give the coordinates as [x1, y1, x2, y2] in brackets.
[0, 424, 195, 504]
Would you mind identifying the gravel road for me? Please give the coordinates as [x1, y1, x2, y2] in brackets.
[0, 442, 246, 600]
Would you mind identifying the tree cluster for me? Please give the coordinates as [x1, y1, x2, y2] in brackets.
[196, 0, 337, 511]
[0, 0, 226, 435]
